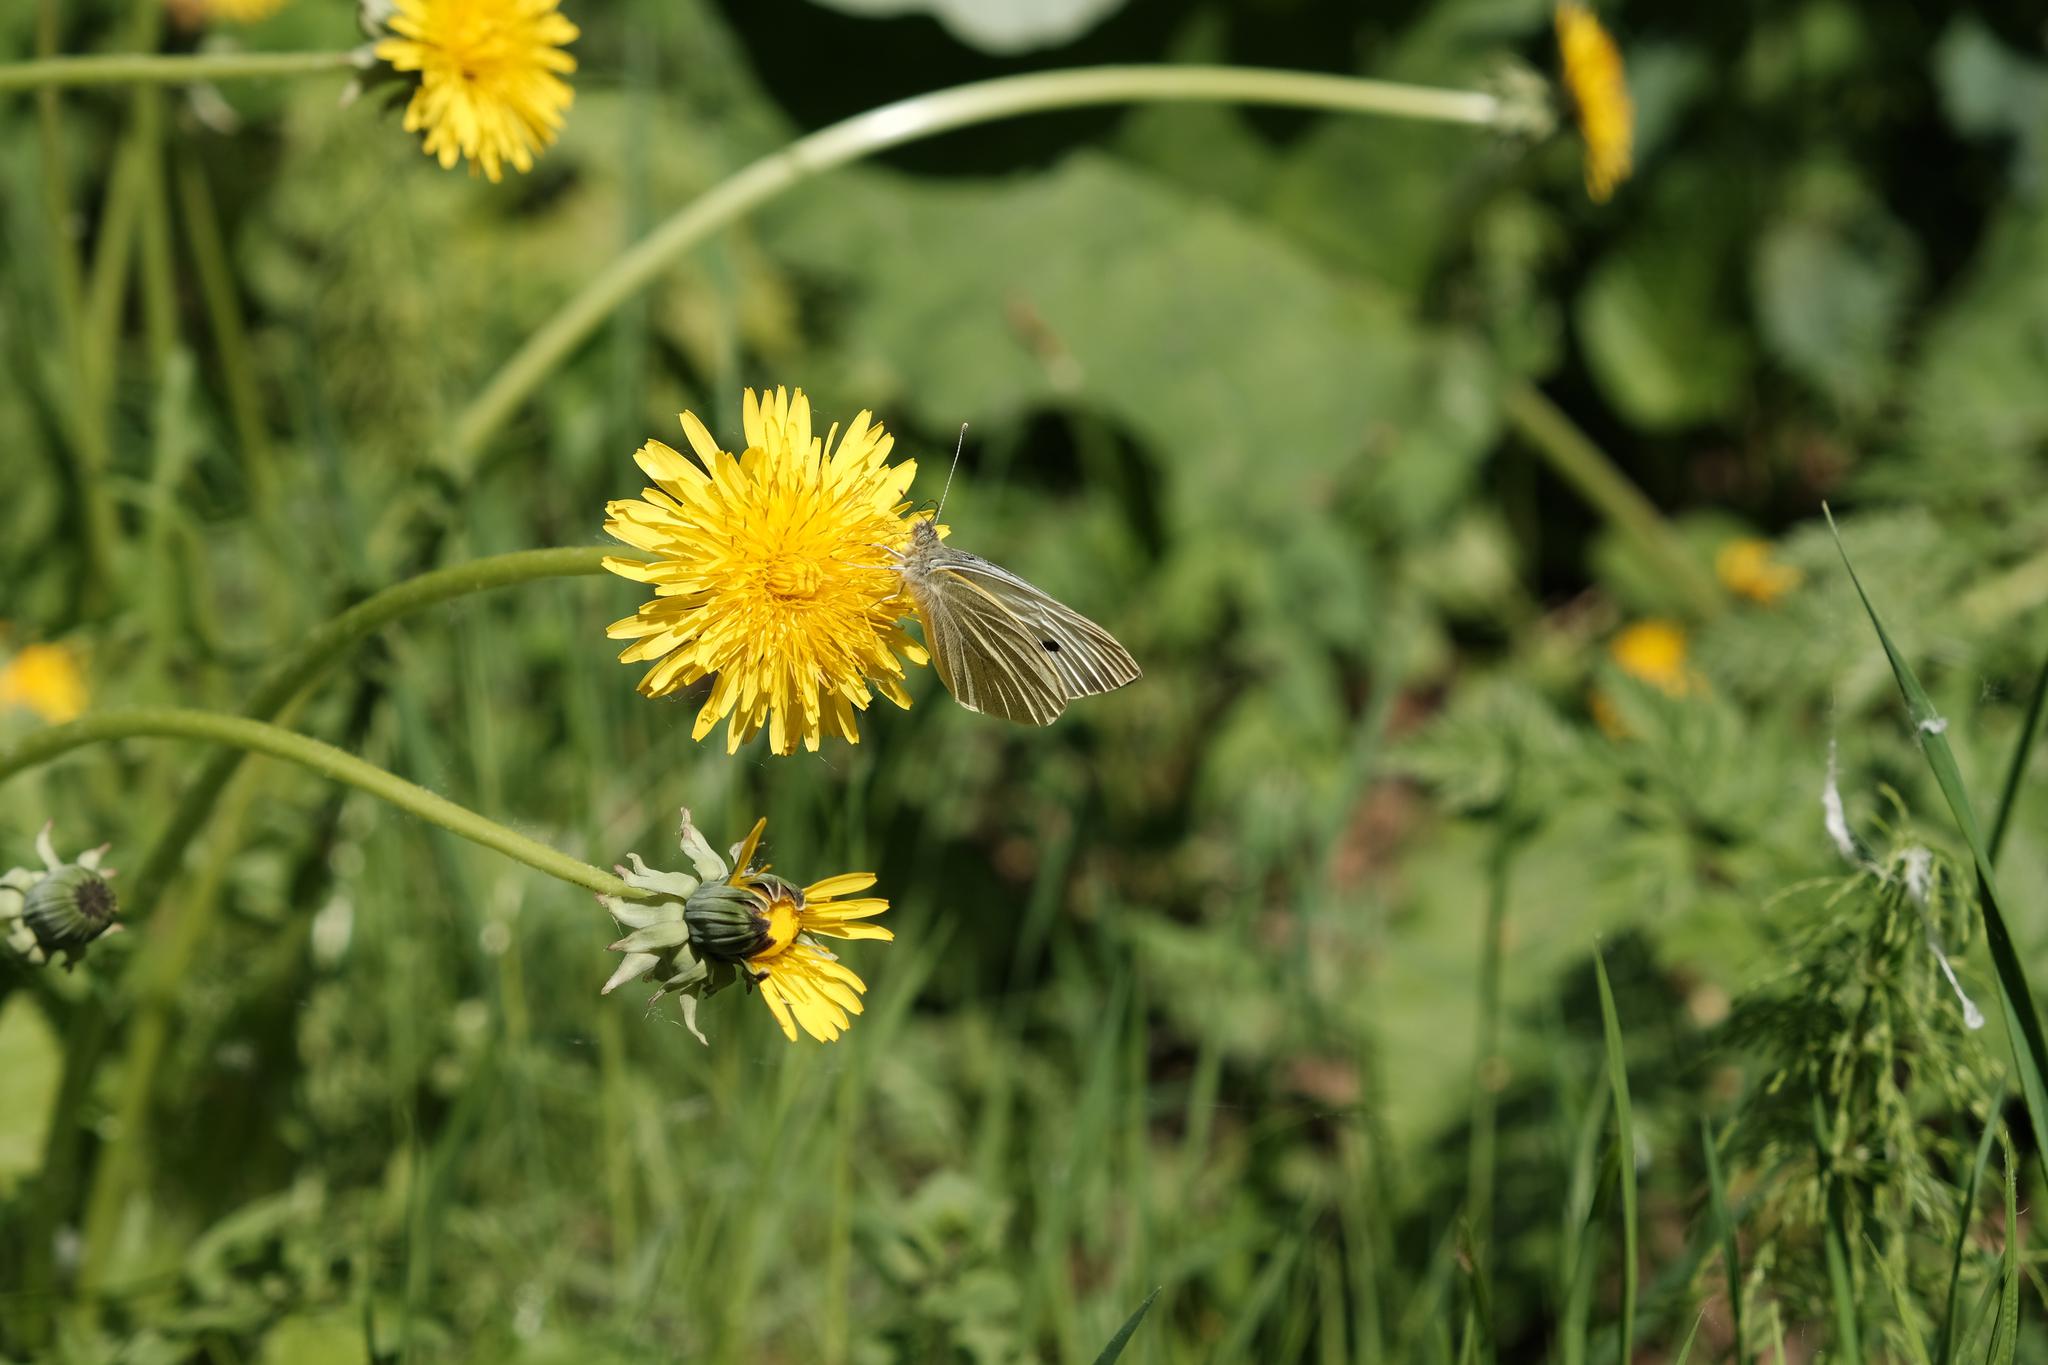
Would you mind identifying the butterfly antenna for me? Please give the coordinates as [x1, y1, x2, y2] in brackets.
[934, 423, 968, 521]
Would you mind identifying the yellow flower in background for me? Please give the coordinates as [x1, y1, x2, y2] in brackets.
[603, 388, 928, 756]
[1555, 1, 1634, 202]
[375, 0, 579, 183]
[1608, 619, 1696, 697]
[190, 0, 288, 22]
[1715, 538, 1803, 605]
[0, 644, 88, 724]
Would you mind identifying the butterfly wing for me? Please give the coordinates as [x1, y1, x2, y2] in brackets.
[908, 562, 1068, 726]
[931, 554, 1141, 701]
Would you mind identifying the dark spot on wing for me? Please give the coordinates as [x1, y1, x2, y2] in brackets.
[1042, 639, 1061, 652]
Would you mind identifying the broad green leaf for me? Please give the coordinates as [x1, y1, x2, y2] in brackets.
[0, 994, 59, 1195]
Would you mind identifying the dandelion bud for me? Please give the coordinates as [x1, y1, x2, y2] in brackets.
[683, 883, 773, 962]
[2, 824, 120, 969]
[23, 864, 119, 958]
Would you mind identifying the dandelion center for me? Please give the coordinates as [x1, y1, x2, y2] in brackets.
[756, 894, 804, 958]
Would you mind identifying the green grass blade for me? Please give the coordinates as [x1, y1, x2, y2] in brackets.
[1090, 1286, 1161, 1365]
[1672, 1306, 1708, 1365]
[1593, 949, 1637, 1365]
[1869, 1234, 1935, 1365]
[1940, 1086, 2007, 1365]
[1988, 646, 2048, 863]
[1988, 1132, 2019, 1365]
[1812, 1093, 1863, 1365]
[1702, 1121, 1747, 1365]
[1826, 507, 2048, 1185]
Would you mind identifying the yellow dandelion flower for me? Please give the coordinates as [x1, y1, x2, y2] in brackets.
[602, 387, 929, 756]
[729, 828, 892, 1044]
[1715, 538, 1803, 606]
[1555, 1, 1634, 202]
[374, 0, 579, 183]
[0, 644, 89, 725]
[1608, 619, 1696, 697]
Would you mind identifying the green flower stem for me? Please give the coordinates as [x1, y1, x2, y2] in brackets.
[1501, 381, 1727, 619]
[117, 545, 626, 920]
[449, 64, 1508, 470]
[174, 151, 275, 497]
[0, 49, 362, 94]
[0, 708, 641, 902]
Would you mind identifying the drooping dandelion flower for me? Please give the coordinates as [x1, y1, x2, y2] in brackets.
[373, 0, 579, 183]
[602, 388, 928, 756]
[1715, 538, 1803, 606]
[1554, 1, 1633, 202]
[0, 642, 88, 724]
[602, 811, 891, 1044]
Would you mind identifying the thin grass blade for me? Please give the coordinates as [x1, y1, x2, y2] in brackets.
[1812, 1093, 1863, 1365]
[1672, 1306, 1708, 1365]
[1988, 646, 2048, 863]
[1826, 507, 2048, 1185]
[1593, 949, 1637, 1365]
[1988, 1132, 2019, 1365]
[1939, 1086, 2006, 1365]
[1702, 1120, 1747, 1365]
[1090, 1286, 1161, 1365]
[1868, 1234, 1934, 1365]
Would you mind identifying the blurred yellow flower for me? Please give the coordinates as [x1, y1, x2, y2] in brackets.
[374, 0, 578, 183]
[1608, 619, 1696, 697]
[190, 0, 288, 22]
[1715, 538, 1803, 605]
[0, 644, 88, 725]
[602, 388, 928, 755]
[1555, 1, 1633, 202]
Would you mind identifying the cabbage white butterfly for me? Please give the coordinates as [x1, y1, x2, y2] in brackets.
[891, 429, 1140, 725]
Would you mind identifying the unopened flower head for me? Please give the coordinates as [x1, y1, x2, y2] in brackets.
[373, 0, 578, 183]
[601, 810, 891, 1044]
[1554, 1, 1633, 202]
[2, 824, 120, 969]
[1716, 538, 1803, 605]
[0, 641, 88, 724]
[603, 388, 929, 755]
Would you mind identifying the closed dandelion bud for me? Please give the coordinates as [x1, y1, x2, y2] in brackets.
[24, 864, 118, 957]
[684, 877, 803, 962]
[2, 824, 119, 969]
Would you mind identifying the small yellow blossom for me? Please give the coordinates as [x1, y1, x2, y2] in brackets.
[187, 0, 288, 22]
[374, 0, 579, 183]
[1715, 538, 1803, 606]
[0, 644, 88, 725]
[602, 388, 928, 756]
[602, 811, 891, 1044]
[1555, 1, 1634, 202]
[1608, 619, 1696, 697]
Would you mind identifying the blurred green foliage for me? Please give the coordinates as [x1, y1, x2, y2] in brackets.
[4, 0, 2048, 1359]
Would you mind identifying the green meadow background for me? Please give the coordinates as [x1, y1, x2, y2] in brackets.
[5, 0, 2048, 1359]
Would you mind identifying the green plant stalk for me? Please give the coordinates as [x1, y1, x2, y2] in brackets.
[0, 708, 640, 901]
[127, 0, 175, 377]
[174, 151, 275, 497]
[1702, 1122, 1747, 1365]
[0, 49, 362, 93]
[1593, 951, 1638, 1365]
[1466, 817, 1516, 1272]
[119, 545, 623, 921]
[448, 64, 1507, 469]
[1813, 1093, 1864, 1364]
[35, 0, 120, 605]
[1502, 382, 1726, 619]
[1938, 1093, 2005, 1365]
[1988, 647, 2048, 864]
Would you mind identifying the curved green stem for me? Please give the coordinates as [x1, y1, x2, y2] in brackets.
[0, 50, 362, 94]
[0, 708, 640, 901]
[1501, 381, 1727, 619]
[448, 64, 1509, 470]
[105, 546, 621, 919]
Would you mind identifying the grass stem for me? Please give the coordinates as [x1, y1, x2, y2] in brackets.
[0, 50, 362, 94]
